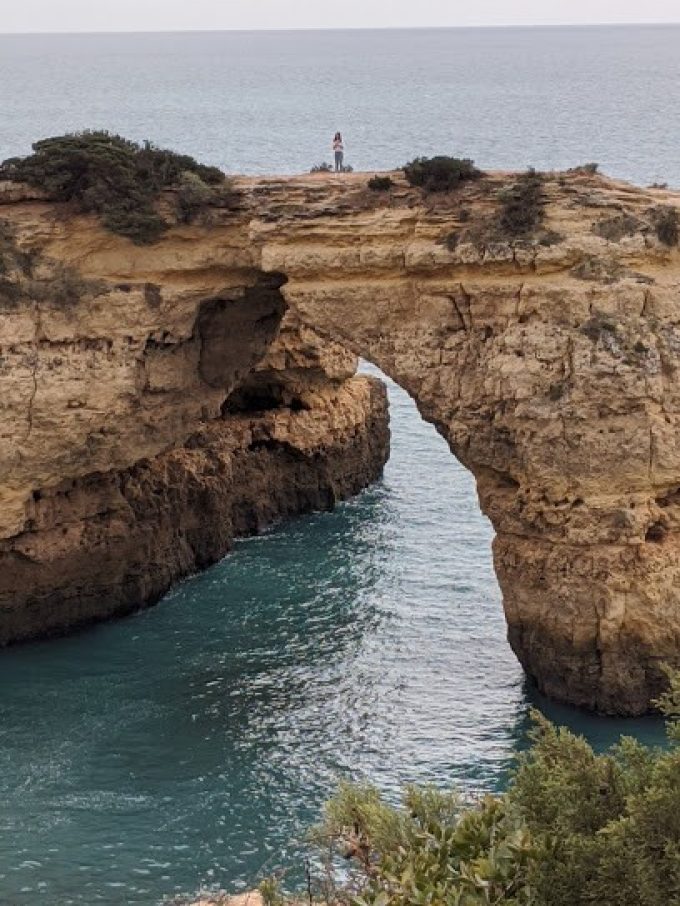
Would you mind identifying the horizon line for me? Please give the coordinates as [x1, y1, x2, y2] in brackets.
[1, 20, 679, 37]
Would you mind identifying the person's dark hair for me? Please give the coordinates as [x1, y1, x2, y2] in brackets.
[334, 132, 342, 141]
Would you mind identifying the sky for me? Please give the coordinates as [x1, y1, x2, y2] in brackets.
[1, 0, 679, 33]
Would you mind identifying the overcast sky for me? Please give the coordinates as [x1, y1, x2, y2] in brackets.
[2, 0, 679, 33]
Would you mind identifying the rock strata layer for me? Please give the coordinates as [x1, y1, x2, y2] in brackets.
[0, 191, 390, 642]
[2, 169, 680, 713]
[0, 372, 388, 643]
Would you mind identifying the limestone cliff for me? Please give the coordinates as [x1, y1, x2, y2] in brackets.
[1, 168, 680, 714]
[0, 185, 389, 643]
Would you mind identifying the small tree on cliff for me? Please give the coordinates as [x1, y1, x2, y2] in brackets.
[0, 131, 226, 244]
[403, 156, 482, 192]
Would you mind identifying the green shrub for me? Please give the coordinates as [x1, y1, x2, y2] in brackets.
[653, 206, 679, 247]
[497, 168, 545, 238]
[133, 142, 223, 188]
[0, 221, 34, 306]
[403, 156, 482, 192]
[0, 216, 106, 308]
[313, 784, 536, 906]
[538, 229, 563, 246]
[368, 175, 394, 192]
[593, 213, 643, 242]
[439, 230, 460, 251]
[259, 876, 284, 906]
[176, 170, 216, 224]
[310, 162, 333, 173]
[30, 265, 106, 307]
[569, 162, 600, 175]
[505, 678, 680, 906]
[571, 255, 624, 284]
[0, 131, 226, 244]
[102, 205, 167, 244]
[299, 673, 680, 906]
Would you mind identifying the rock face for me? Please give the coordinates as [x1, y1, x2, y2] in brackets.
[1, 169, 680, 714]
[0, 369, 388, 643]
[0, 192, 389, 643]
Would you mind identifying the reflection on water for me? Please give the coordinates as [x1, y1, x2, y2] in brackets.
[0, 371, 665, 904]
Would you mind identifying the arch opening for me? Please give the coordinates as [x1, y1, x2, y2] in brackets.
[273, 262, 677, 717]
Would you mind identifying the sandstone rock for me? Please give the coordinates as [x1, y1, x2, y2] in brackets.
[1, 169, 679, 714]
[0, 371, 388, 644]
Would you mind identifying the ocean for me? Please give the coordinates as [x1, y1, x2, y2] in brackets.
[0, 25, 677, 905]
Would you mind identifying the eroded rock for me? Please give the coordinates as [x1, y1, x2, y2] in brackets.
[1, 169, 679, 713]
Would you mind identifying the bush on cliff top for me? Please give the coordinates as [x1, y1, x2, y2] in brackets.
[0, 131, 226, 244]
[368, 175, 394, 192]
[265, 673, 680, 906]
[403, 155, 482, 192]
[497, 167, 546, 238]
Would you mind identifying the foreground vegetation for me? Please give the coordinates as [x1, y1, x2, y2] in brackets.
[267, 675, 680, 906]
[0, 131, 230, 243]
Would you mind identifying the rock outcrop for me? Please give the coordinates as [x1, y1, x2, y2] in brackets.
[1, 169, 680, 714]
[0, 191, 389, 643]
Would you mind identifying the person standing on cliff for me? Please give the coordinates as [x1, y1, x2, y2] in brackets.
[333, 132, 345, 172]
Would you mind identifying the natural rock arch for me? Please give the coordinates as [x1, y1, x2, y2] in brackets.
[1, 171, 679, 715]
[254, 173, 680, 716]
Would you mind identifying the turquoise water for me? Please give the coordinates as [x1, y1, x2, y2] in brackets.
[0, 25, 676, 905]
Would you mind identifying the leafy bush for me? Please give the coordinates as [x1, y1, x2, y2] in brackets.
[571, 255, 624, 284]
[569, 162, 599, 175]
[259, 876, 285, 906]
[176, 170, 217, 223]
[314, 785, 535, 905]
[652, 205, 679, 247]
[30, 265, 106, 307]
[497, 168, 545, 238]
[0, 220, 38, 277]
[310, 162, 333, 173]
[300, 673, 680, 906]
[0, 131, 226, 244]
[403, 156, 482, 192]
[538, 229, 563, 246]
[593, 213, 643, 242]
[368, 175, 394, 192]
[506, 678, 680, 906]
[102, 205, 167, 244]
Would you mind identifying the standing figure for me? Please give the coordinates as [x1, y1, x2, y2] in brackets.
[333, 132, 345, 172]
